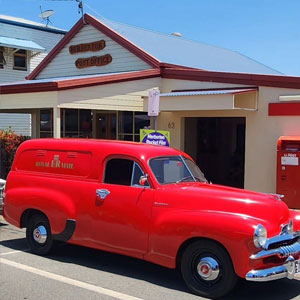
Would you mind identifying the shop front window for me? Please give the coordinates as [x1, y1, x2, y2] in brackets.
[118, 112, 150, 141]
[40, 109, 53, 138]
[61, 109, 92, 138]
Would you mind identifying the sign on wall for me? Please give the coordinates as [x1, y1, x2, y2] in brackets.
[69, 40, 112, 69]
[140, 129, 170, 147]
[69, 40, 106, 54]
[148, 89, 160, 116]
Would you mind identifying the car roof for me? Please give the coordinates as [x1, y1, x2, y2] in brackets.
[19, 138, 184, 161]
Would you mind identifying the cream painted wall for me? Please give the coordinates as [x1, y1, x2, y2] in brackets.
[0, 91, 58, 109]
[58, 78, 161, 111]
[160, 79, 252, 93]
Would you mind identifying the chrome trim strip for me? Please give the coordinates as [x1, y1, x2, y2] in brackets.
[250, 240, 300, 260]
[246, 256, 297, 282]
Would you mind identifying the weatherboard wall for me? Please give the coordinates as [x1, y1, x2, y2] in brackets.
[0, 21, 64, 83]
[36, 24, 152, 79]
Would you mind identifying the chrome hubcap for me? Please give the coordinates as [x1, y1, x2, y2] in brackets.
[33, 225, 47, 244]
[197, 257, 220, 281]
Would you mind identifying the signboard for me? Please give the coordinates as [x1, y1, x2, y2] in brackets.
[75, 54, 112, 69]
[148, 89, 160, 116]
[69, 40, 112, 69]
[69, 40, 106, 54]
[140, 129, 170, 146]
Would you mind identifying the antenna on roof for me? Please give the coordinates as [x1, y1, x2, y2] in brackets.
[39, 6, 55, 27]
[76, 0, 86, 24]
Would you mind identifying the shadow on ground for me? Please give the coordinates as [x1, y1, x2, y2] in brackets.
[1, 237, 300, 300]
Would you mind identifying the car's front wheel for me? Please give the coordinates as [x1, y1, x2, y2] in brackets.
[26, 214, 53, 255]
[180, 240, 237, 299]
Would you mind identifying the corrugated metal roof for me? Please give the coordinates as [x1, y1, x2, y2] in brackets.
[0, 36, 45, 51]
[0, 14, 67, 34]
[160, 89, 257, 97]
[98, 17, 281, 75]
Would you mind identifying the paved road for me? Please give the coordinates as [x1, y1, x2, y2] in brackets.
[1, 216, 300, 300]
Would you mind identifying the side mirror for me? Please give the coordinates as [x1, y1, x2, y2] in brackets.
[139, 175, 148, 186]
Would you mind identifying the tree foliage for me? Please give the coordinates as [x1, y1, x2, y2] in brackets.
[0, 128, 26, 178]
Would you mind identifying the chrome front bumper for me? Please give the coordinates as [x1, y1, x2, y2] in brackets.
[246, 256, 299, 282]
[246, 234, 300, 282]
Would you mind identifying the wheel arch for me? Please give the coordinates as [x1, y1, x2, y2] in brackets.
[20, 208, 49, 228]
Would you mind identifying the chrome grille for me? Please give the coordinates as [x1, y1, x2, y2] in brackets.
[278, 241, 300, 258]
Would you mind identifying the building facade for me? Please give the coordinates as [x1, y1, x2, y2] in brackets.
[0, 15, 66, 135]
[1, 13, 300, 197]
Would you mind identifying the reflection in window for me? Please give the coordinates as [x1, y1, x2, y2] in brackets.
[61, 109, 92, 138]
[13, 49, 27, 71]
[118, 112, 150, 141]
[150, 156, 207, 184]
[40, 109, 53, 138]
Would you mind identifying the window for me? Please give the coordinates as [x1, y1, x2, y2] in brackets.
[104, 158, 148, 187]
[118, 112, 150, 141]
[61, 109, 92, 138]
[149, 156, 207, 184]
[0, 47, 5, 69]
[13, 49, 27, 71]
[40, 109, 53, 138]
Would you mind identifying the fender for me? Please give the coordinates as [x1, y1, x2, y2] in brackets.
[4, 187, 77, 235]
[290, 209, 300, 231]
[146, 209, 262, 278]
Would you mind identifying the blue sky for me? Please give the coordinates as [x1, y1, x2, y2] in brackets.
[1, 0, 300, 76]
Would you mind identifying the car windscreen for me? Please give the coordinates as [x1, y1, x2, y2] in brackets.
[149, 156, 207, 184]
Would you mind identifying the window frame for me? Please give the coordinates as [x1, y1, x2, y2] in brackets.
[13, 49, 27, 71]
[0, 47, 4, 69]
[103, 156, 151, 188]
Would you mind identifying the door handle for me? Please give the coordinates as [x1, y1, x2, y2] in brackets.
[96, 189, 110, 200]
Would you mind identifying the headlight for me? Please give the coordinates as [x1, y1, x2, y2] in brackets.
[254, 224, 267, 248]
[287, 219, 294, 235]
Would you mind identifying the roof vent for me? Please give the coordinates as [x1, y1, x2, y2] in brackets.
[171, 32, 182, 37]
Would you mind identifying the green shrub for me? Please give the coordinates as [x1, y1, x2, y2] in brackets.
[0, 128, 26, 179]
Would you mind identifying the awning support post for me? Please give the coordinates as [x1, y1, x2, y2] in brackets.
[53, 107, 61, 138]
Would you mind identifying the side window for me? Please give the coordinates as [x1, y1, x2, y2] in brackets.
[104, 159, 133, 186]
[131, 162, 149, 187]
[104, 158, 148, 187]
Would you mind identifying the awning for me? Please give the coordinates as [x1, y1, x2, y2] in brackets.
[0, 36, 45, 52]
[157, 88, 258, 111]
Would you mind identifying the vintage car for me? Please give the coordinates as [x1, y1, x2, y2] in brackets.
[3, 139, 300, 299]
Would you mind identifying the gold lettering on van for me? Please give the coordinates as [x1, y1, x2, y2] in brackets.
[36, 161, 49, 167]
[51, 155, 61, 168]
[36, 154, 74, 170]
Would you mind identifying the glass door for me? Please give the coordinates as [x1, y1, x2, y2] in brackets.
[96, 112, 116, 140]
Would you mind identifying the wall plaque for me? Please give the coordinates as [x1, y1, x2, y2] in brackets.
[69, 40, 106, 54]
[75, 54, 112, 69]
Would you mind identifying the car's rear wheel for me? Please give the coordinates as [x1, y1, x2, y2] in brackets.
[26, 214, 53, 255]
[180, 240, 237, 299]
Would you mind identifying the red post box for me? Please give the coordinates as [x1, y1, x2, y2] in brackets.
[277, 136, 300, 209]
